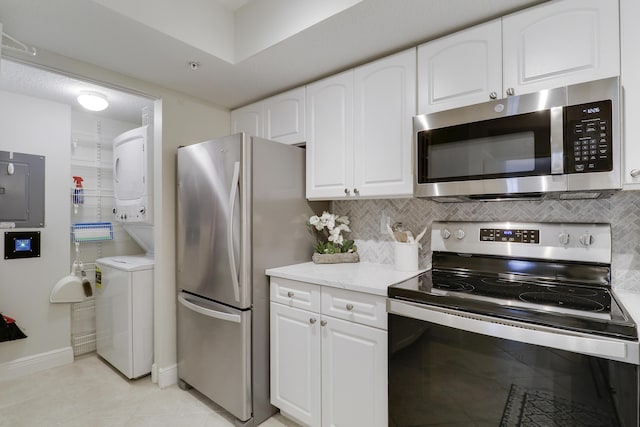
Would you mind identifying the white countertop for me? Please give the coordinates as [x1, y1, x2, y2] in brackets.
[266, 262, 426, 296]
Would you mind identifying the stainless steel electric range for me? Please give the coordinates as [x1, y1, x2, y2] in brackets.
[387, 221, 639, 427]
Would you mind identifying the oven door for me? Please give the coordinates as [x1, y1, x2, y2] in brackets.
[414, 107, 567, 198]
[388, 299, 639, 427]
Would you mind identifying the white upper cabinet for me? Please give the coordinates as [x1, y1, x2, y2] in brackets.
[231, 86, 306, 144]
[418, 0, 619, 113]
[621, 0, 640, 187]
[418, 19, 502, 114]
[502, 0, 620, 97]
[230, 101, 263, 137]
[354, 49, 415, 198]
[306, 70, 354, 200]
[264, 87, 306, 144]
[307, 49, 415, 200]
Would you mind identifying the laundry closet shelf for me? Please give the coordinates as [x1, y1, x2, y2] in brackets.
[71, 222, 114, 242]
[69, 187, 114, 198]
[71, 159, 112, 169]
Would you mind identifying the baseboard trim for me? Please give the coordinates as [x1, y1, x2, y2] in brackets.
[0, 346, 74, 382]
[157, 363, 177, 388]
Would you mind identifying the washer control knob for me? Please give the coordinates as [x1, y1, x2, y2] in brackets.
[441, 229, 451, 240]
[579, 233, 594, 247]
[559, 232, 570, 245]
[454, 229, 465, 240]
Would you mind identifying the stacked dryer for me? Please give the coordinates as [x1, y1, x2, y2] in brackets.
[96, 125, 155, 379]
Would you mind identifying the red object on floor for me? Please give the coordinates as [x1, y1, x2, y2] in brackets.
[2, 315, 16, 324]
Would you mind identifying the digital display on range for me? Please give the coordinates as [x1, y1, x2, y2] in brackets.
[480, 228, 539, 244]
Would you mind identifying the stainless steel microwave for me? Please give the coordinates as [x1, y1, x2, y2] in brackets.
[414, 77, 621, 201]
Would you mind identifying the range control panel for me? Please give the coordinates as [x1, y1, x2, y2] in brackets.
[431, 221, 611, 265]
[565, 100, 612, 174]
[480, 228, 539, 244]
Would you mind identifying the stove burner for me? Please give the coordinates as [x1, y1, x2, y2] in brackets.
[548, 286, 599, 297]
[519, 292, 605, 312]
[480, 277, 525, 287]
[433, 280, 474, 292]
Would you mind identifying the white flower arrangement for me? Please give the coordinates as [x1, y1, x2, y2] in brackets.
[307, 211, 357, 254]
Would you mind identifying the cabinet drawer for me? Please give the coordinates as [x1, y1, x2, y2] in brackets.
[321, 287, 387, 330]
[270, 277, 321, 313]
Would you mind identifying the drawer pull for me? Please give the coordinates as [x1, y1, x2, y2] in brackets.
[321, 320, 327, 327]
[346, 303, 354, 311]
[309, 318, 317, 324]
[287, 291, 294, 298]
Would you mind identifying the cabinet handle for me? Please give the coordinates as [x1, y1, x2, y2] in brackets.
[287, 291, 294, 298]
[489, 91, 497, 100]
[320, 320, 327, 326]
[630, 169, 640, 178]
[353, 188, 359, 195]
[344, 188, 350, 195]
[346, 303, 354, 311]
[506, 88, 515, 96]
[309, 318, 317, 324]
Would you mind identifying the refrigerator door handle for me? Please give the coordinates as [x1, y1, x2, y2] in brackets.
[227, 160, 241, 303]
[178, 293, 241, 323]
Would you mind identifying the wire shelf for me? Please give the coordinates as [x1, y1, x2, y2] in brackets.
[71, 222, 114, 242]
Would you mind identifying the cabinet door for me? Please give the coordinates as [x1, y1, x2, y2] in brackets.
[354, 49, 415, 198]
[502, 0, 620, 97]
[270, 303, 321, 427]
[231, 101, 263, 137]
[621, 0, 640, 186]
[417, 19, 502, 113]
[264, 87, 306, 145]
[306, 70, 354, 200]
[321, 316, 387, 427]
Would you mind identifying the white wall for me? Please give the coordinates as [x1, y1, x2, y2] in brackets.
[0, 90, 72, 377]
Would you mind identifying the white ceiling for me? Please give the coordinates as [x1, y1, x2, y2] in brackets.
[0, 59, 154, 123]
[0, 0, 547, 111]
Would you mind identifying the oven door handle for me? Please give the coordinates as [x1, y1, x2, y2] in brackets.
[388, 299, 637, 364]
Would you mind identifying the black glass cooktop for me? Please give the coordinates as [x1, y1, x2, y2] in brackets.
[389, 267, 637, 340]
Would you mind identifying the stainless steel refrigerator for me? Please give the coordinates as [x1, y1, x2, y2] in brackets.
[176, 134, 327, 426]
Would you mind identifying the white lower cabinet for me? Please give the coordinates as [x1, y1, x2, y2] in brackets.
[270, 302, 321, 427]
[321, 315, 387, 427]
[270, 278, 387, 427]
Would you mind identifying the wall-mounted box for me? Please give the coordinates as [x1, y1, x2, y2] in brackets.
[4, 231, 41, 259]
[0, 151, 45, 228]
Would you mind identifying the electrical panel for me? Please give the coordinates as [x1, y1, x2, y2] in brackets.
[0, 151, 45, 228]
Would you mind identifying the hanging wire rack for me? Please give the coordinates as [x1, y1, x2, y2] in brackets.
[71, 222, 114, 243]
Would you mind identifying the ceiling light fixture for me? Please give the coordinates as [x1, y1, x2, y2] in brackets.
[77, 91, 109, 111]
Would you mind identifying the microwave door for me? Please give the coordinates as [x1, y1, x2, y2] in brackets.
[415, 110, 567, 198]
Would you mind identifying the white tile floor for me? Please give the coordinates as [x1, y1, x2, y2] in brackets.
[0, 354, 301, 427]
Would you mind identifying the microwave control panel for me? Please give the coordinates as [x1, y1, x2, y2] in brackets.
[565, 100, 612, 173]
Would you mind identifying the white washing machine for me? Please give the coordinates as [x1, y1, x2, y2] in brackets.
[95, 255, 154, 379]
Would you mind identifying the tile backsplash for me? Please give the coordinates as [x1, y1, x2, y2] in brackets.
[333, 191, 640, 291]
